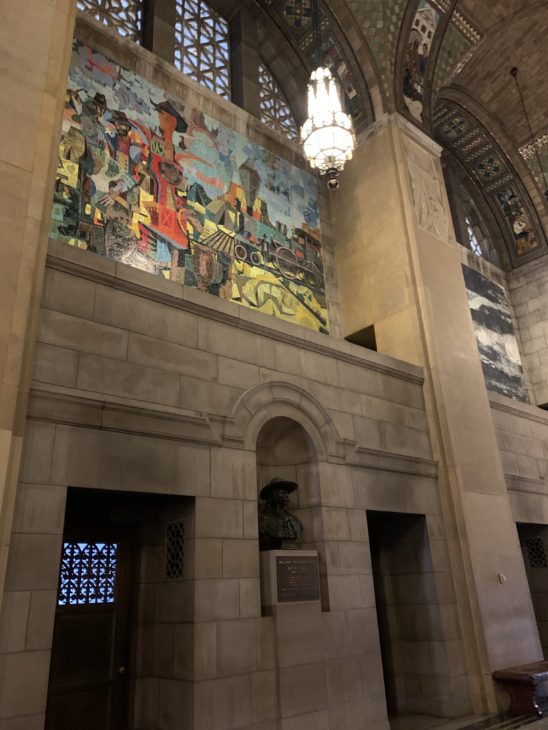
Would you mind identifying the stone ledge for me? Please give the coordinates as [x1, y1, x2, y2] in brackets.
[489, 391, 548, 427]
[46, 241, 425, 386]
[506, 473, 547, 496]
[28, 383, 222, 446]
[347, 445, 438, 479]
[27, 384, 438, 478]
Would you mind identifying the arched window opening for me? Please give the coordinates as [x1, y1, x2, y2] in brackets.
[258, 62, 299, 141]
[76, 0, 143, 42]
[174, 0, 231, 100]
[465, 215, 484, 257]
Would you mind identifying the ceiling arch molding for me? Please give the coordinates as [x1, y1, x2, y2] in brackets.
[323, 0, 386, 120]
[438, 86, 548, 243]
[434, 89, 548, 268]
[394, 0, 458, 132]
[252, 0, 377, 133]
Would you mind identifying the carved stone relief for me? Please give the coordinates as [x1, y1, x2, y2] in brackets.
[405, 138, 450, 242]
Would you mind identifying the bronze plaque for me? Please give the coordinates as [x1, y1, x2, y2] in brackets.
[276, 554, 320, 603]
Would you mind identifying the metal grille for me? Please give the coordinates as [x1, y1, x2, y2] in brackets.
[76, 0, 143, 43]
[165, 521, 185, 579]
[525, 537, 548, 569]
[259, 62, 298, 142]
[58, 542, 118, 606]
[174, 0, 231, 100]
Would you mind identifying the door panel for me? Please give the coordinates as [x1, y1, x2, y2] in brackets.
[46, 530, 131, 730]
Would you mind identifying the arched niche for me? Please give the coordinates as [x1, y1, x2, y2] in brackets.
[256, 416, 330, 611]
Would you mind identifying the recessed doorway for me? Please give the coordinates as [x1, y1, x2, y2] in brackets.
[45, 487, 192, 730]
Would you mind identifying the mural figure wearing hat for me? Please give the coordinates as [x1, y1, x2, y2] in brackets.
[258, 478, 304, 551]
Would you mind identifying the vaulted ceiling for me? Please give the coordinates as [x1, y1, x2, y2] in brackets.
[249, 0, 548, 266]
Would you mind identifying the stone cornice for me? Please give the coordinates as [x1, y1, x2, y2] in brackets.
[347, 445, 439, 479]
[46, 242, 425, 386]
[489, 391, 548, 427]
[357, 112, 443, 158]
[506, 473, 547, 495]
[28, 383, 223, 446]
[28, 384, 438, 478]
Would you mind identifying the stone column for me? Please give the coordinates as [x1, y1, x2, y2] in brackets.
[143, 0, 176, 63]
[230, 9, 260, 118]
[332, 113, 542, 713]
[0, 1, 76, 597]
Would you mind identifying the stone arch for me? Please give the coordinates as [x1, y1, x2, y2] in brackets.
[434, 89, 548, 267]
[229, 381, 341, 460]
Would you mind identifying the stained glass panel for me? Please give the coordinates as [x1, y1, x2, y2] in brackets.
[174, 0, 231, 100]
[259, 62, 298, 142]
[76, 0, 143, 43]
[58, 542, 118, 606]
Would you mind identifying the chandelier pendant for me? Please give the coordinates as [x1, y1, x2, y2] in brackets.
[301, 66, 356, 190]
[300, 0, 355, 190]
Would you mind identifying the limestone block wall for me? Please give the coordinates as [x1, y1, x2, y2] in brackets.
[0, 237, 470, 729]
[507, 255, 548, 405]
[369, 513, 465, 718]
[490, 392, 548, 520]
[490, 394, 548, 661]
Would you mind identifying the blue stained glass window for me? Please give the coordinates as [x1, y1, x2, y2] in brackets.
[58, 542, 118, 606]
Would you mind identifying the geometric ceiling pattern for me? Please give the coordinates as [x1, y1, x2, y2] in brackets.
[398, 0, 483, 126]
[344, 0, 408, 107]
[434, 101, 546, 263]
[256, 0, 375, 132]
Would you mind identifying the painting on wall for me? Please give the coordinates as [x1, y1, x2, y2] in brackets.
[494, 188, 540, 256]
[403, 0, 441, 122]
[50, 40, 328, 333]
[462, 265, 529, 403]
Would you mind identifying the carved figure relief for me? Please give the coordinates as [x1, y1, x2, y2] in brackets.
[405, 138, 449, 242]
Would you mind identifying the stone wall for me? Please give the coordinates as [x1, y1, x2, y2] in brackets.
[0, 237, 469, 729]
[490, 392, 548, 661]
[507, 255, 548, 406]
[490, 392, 548, 521]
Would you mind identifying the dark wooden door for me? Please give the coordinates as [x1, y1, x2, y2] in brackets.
[46, 525, 132, 730]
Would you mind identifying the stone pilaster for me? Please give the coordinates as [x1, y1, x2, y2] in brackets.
[143, 0, 176, 63]
[230, 8, 260, 118]
[332, 113, 542, 713]
[0, 0, 76, 597]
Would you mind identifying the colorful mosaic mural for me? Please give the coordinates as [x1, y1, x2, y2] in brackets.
[51, 41, 328, 332]
[403, 0, 441, 121]
[494, 187, 540, 256]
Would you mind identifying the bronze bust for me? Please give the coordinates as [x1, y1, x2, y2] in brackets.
[258, 478, 304, 550]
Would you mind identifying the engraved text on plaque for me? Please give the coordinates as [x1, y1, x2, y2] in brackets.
[276, 554, 320, 603]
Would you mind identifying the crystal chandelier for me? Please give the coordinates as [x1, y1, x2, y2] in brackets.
[300, 1, 355, 190]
